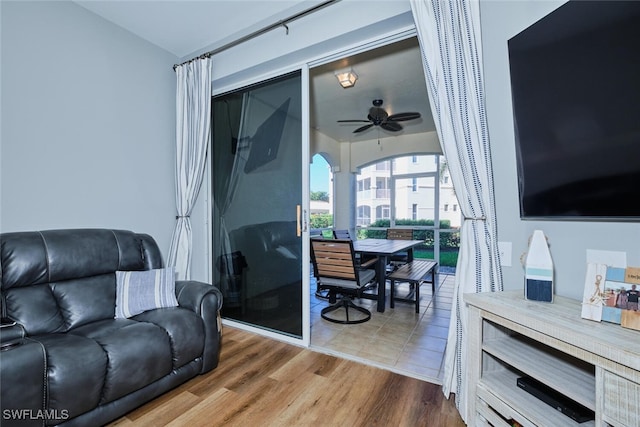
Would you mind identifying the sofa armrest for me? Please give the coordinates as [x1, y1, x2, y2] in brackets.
[0, 339, 47, 426]
[175, 280, 223, 312]
[0, 322, 25, 345]
[175, 281, 223, 373]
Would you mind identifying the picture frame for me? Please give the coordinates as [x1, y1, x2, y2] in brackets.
[581, 263, 607, 322]
[599, 266, 640, 331]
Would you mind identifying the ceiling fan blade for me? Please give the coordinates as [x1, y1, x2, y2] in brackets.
[381, 121, 403, 132]
[354, 124, 374, 133]
[337, 119, 370, 123]
[388, 112, 421, 122]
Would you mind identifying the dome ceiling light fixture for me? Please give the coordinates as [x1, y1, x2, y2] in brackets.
[334, 68, 358, 88]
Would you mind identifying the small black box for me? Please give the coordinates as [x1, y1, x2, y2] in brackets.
[516, 376, 594, 423]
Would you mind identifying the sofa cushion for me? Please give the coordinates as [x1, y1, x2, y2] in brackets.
[32, 333, 108, 421]
[0, 232, 49, 288]
[134, 307, 205, 369]
[52, 274, 116, 330]
[70, 319, 173, 404]
[115, 267, 178, 319]
[44, 229, 123, 282]
[4, 285, 65, 335]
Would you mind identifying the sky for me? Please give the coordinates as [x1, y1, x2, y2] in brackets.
[310, 155, 330, 193]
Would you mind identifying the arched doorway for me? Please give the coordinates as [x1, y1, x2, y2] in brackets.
[309, 153, 333, 236]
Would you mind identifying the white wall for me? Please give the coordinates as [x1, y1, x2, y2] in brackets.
[1, 1, 178, 255]
[481, 0, 640, 299]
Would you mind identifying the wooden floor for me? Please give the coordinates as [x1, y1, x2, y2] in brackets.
[109, 327, 465, 427]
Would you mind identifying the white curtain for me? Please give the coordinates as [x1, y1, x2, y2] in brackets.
[410, 0, 503, 423]
[167, 56, 213, 280]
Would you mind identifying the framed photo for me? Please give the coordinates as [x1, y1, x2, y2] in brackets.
[601, 266, 640, 331]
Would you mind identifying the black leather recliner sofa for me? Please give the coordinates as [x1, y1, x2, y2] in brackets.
[0, 229, 223, 426]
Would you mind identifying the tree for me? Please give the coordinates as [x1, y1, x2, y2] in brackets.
[310, 191, 329, 202]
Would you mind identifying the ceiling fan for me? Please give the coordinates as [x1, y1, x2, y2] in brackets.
[337, 99, 421, 133]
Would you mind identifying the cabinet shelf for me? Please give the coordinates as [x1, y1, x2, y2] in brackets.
[479, 369, 594, 427]
[483, 321, 595, 410]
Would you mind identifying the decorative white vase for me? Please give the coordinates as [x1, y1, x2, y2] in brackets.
[524, 230, 554, 302]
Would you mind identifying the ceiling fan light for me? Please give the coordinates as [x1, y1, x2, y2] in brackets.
[334, 69, 357, 88]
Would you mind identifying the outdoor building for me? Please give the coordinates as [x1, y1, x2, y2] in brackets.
[310, 200, 331, 215]
[356, 155, 461, 228]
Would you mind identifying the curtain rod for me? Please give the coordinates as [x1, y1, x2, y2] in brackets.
[173, 0, 339, 71]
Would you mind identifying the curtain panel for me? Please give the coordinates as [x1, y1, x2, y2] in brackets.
[410, 0, 503, 422]
[168, 56, 213, 280]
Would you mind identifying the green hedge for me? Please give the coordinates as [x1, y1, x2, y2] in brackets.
[359, 219, 460, 249]
[309, 213, 333, 229]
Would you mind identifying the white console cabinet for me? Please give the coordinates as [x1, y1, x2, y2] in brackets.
[465, 291, 640, 427]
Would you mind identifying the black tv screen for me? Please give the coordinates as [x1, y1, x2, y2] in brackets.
[508, 0, 640, 221]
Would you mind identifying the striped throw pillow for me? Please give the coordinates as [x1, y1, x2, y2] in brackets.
[115, 267, 178, 319]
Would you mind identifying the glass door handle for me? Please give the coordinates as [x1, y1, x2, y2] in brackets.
[303, 208, 308, 233]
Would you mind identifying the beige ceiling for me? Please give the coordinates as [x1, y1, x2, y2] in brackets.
[310, 37, 434, 143]
[74, 1, 434, 144]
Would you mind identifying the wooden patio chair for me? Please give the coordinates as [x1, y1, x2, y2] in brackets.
[310, 239, 377, 324]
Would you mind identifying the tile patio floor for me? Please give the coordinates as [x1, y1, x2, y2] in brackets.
[309, 270, 456, 384]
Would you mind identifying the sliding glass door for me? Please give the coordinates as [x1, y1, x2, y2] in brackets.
[211, 71, 306, 339]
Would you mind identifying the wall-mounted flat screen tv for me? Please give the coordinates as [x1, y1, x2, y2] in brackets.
[508, 0, 640, 221]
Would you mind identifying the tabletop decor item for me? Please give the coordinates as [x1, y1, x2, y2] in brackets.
[581, 263, 640, 331]
[580, 262, 607, 321]
[613, 267, 640, 331]
[523, 230, 554, 302]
